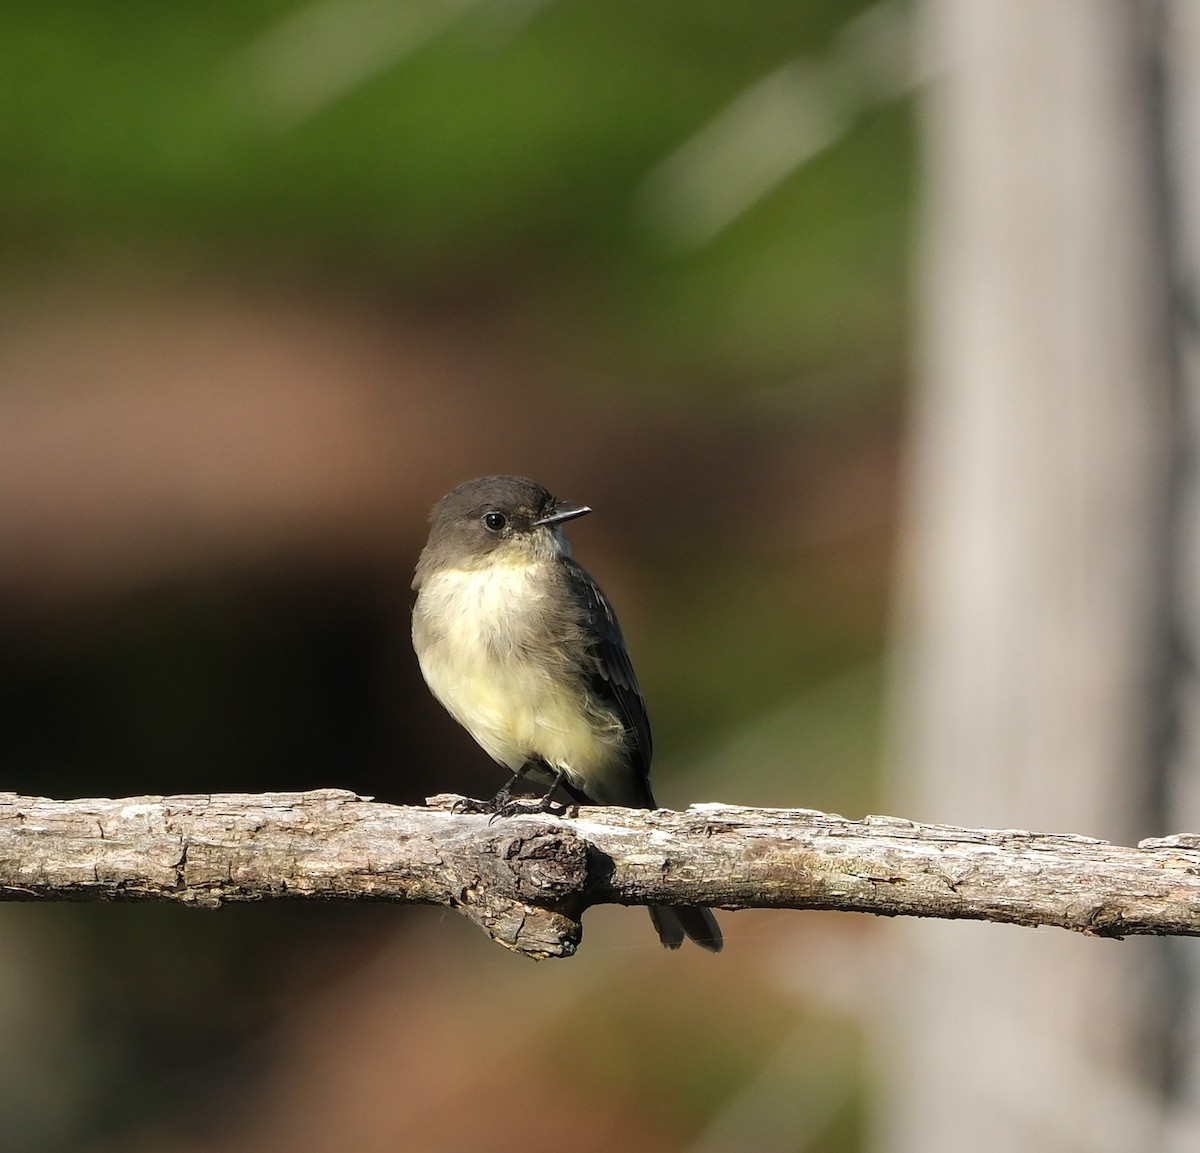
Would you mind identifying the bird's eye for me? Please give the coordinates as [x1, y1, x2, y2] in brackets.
[483, 511, 507, 532]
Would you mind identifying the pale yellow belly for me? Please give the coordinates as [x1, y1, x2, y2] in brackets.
[418, 640, 621, 773]
[413, 564, 629, 798]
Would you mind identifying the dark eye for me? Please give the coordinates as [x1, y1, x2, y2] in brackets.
[483, 511, 507, 532]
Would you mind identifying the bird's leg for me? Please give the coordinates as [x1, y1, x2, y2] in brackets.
[488, 767, 526, 810]
[451, 767, 527, 815]
[489, 765, 575, 820]
[535, 767, 572, 813]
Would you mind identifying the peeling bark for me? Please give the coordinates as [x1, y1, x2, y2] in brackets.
[2, 790, 1199, 959]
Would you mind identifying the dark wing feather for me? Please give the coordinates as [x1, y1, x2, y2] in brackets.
[562, 559, 722, 951]
[561, 557, 653, 786]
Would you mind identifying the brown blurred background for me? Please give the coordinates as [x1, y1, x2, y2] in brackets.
[0, 3, 900, 1151]
[6, 2, 1200, 1151]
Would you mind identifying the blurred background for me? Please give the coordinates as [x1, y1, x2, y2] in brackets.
[2, 1, 1199, 1151]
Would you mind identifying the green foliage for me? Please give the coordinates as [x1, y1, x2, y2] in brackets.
[0, 0, 909, 388]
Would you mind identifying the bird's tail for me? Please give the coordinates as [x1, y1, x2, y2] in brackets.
[569, 778, 724, 952]
[649, 905, 723, 953]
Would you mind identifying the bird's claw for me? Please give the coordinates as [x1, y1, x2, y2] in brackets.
[487, 795, 574, 823]
[450, 796, 494, 815]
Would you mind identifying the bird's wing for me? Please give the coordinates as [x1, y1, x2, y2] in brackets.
[561, 557, 653, 781]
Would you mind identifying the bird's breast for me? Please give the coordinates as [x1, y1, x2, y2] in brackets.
[412, 562, 626, 780]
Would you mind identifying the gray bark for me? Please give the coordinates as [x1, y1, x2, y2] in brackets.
[4, 790, 1200, 960]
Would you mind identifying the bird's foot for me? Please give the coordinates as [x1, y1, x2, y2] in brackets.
[450, 796, 496, 815]
[488, 793, 575, 823]
[452, 782, 527, 819]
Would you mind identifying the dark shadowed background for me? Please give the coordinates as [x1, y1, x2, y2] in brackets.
[0, 3, 907, 1151]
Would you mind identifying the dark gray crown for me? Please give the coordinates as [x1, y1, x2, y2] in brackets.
[430, 475, 554, 525]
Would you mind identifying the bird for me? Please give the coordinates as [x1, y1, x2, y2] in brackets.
[411, 474, 722, 952]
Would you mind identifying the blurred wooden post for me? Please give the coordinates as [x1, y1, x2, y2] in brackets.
[880, 2, 1180, 1150]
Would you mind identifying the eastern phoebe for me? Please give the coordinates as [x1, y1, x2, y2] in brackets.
[412, 475, 722, 952]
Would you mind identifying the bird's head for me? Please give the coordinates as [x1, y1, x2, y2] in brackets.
[415, 475, 591, 585]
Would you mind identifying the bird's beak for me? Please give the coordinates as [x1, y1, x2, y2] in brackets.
[534, 501, 592, 527]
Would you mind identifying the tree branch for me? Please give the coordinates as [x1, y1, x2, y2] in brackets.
[2, 789, 1199, 959]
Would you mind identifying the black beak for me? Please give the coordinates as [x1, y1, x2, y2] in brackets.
[534, 501, 592, 527]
